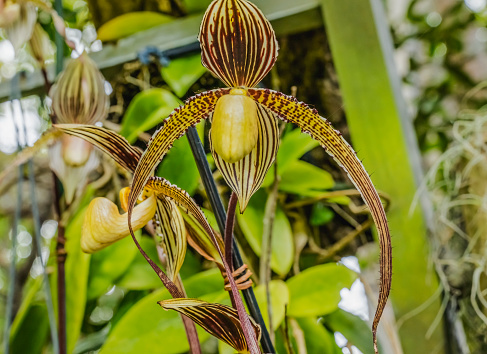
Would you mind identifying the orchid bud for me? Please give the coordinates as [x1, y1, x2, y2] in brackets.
[81, 195, 157, 253]
[0, 1, 37, 54]
[210, 89, 259, 163]
[61, 135, 92, 166]
[50, 52, 109, 124]
[29, 22, 54, 68]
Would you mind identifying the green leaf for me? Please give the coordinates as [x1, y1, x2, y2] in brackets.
[310, 203, 334, 226]
[296, 317, 340, 354]
[183, 0, 213, 14]
[97, 12, 174, 42]
[10, 304, 49, 354]
[9, 276, 43, 340]
[116, 237, 163, 290]
[156, 134, 200, 195]
[161, 53, 207, 97]
[64, 204, 92, 354]
[278, 128, 320, 172]
[324, 309, 381, 354]
[237, 189, 294, 276]
[322, 0, 442, 350]
[119, 88, 181, 144]
[101, 269, 226, 354]
[254, 280, 289, 330]
[286, 263, 357, 317]
[87, 230, 141, 299]
[279, 160, 335, 196]
[262, 128, 320, 188]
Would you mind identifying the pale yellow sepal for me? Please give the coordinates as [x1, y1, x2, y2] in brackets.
[81, 195, 156, 253]
[210, 90, 259, 163]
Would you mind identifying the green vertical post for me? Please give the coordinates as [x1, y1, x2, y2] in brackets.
[320, 0, 442, 352]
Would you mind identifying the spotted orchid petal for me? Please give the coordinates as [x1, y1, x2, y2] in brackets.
[199, 0, 278, 88]
[158, 298, 261, 353]
[54, 124, 141, 173]
[210, 103, 279, 212]
[127, 89, 229, 231]
[248, 88, 391, 349]
[81, 195, 156, 253]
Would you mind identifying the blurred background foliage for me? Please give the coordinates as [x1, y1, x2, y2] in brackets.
[1, 0, 487, 353]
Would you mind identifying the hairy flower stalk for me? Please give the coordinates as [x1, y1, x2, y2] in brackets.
[126, 0, 393, 352]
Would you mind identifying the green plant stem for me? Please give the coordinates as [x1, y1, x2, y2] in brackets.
[53, 1, 67, 351]
[259, 165, 280, 344]
[186, 127, 275, 353]
[28, 160, 60, 354]
[3, 163, 21, 354]
[14, 76, 60, 353]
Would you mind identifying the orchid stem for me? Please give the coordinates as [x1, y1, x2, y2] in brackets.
[174, 275, 201, 354]
[260, 164, 280, 344]
[225, 192, 238, 270]
[186, 127, 275, 353]
[129, 229, 183, 298]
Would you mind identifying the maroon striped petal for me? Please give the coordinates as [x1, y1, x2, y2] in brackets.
[210, 102, 279, 212]
[199, 0, 278, 88]
[153, 197, 187, 282]
[158, 298, 261, 353]
[248, 88, 391, 352]
[55, 124, 141, 173]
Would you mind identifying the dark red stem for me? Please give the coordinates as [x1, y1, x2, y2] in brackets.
[224, 192, 238, 271]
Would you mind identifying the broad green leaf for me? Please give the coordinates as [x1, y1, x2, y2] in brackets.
[237, 189, 294, 276]
[277, 128, 320, 172]
[10, 304, 49, 354]
[278, 160, 335, 196]
[324, 309, 381, 354]
[101, 269, 226, 354]
[296, 317, 340, 354]
[119, 88, 181, 144]
[157, 134, 200, 195]
[63, 204, 92, 354]
[184, 0, 213, 13]
[286, 263, 357, 317]
[262, 128, 320, 188]
[254, 280, 289, 329]
[10, 276, 43, 340]
[310, 203, 335, 226]
[97, 12, 173, 42]
[87, 230, 141, 299]
[321, 0, 441, 351]
[161, 53, 207, 97]
[116, 237, 163, 290]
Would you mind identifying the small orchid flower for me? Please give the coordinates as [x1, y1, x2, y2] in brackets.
[126, 0, 392, 351]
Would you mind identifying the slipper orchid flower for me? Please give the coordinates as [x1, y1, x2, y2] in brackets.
[126, 0, 391, 351]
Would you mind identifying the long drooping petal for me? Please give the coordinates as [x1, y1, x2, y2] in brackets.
[199, 0, 278, 88]
[210, 103, 279, 212]
[81, 195, 156, 253]
[144, 178, 260, 353]
[248, 88, 391, 350]
[154, 197, 187, 282]
[55, 124, 141, 173]
[159, 298, 261, 353]
[128, 89, 228, 227]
